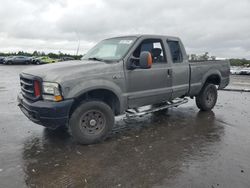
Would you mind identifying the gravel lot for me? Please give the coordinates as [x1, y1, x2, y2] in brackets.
[0, 65, 250, 188]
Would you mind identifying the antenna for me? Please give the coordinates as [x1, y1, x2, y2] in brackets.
[75, 32, 81, 56]
[76, 39, 80, 56]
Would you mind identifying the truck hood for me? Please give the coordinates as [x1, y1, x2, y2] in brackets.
[22, 60, 117, 82]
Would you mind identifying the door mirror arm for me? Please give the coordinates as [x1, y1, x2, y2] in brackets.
[128, 63, 138, 70]
[128, 56, 140, 70]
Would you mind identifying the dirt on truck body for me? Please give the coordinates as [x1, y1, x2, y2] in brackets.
[17, 35, 230, 144]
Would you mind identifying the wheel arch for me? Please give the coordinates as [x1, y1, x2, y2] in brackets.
[205, 74, 221, 86]
[69, 88, 122, 117]
[203, 70, 222, 87]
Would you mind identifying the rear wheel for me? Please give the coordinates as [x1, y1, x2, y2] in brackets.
[196, 83, 217, 111]
[69, 100, 114, 144]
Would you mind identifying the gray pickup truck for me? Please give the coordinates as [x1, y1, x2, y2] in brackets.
[18, 35, 230, 144]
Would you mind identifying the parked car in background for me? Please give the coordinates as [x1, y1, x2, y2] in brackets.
[0, 56, 5, 64]
[230, 66, 250, 75]
[59, 56, 75, 62]
[32, 56, 58, 65]
[3, 56, 33, 65]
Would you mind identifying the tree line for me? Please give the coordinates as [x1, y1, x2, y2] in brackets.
[188, 52, 216, 61]
[229, 59, 250, 66]
[188, 52, 250, 66]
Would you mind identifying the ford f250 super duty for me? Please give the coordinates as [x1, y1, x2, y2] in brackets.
[17, 35, 230, 144]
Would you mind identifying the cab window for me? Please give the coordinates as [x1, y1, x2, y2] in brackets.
[167, 40, 183, 63]
[133, 39, 166, 63]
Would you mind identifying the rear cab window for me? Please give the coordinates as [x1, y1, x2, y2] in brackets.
[167, 40, 183, 63]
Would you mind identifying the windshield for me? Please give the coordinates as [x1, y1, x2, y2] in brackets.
[83, 37, 136, 61]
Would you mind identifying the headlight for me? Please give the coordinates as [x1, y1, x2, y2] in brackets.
[42, 82, 63, 102]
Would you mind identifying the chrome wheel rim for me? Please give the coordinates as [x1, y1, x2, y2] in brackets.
[79, 110, 106, 135]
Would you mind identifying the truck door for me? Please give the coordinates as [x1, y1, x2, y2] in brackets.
[126, 38, 172, 108]
[166, 40, 189, 99]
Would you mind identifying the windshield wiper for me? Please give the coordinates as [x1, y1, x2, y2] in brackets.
[88, 57, 104, 61]
[88, 57, 114, 63]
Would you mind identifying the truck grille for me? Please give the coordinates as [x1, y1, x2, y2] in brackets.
[20, 74, 41, 101]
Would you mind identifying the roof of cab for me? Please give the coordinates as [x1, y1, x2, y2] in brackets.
[107, 34, 180, 41]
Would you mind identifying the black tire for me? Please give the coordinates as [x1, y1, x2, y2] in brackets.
[69, 100, 114, 144]
[36, 61, 40, 65]
[195, 83, 217, 111]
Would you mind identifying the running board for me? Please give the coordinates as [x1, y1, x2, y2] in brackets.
[125, 98, 188, 118]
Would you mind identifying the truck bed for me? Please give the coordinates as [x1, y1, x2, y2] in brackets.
[188, 60, 230, 96]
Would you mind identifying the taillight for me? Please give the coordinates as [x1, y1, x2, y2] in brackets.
[34, 80, 41, 97]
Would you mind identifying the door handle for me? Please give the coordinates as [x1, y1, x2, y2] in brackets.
[167, 69, 172, 77]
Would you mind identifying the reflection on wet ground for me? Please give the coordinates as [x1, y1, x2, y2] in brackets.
[21, 109, 224, 188]
[0, 65, 250, 188]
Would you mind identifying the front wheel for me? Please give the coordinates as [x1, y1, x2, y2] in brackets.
[69, 100, 114, 144]
[195, 83, 218, 111]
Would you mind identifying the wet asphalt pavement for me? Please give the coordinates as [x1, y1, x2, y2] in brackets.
[0, 65, 250, 188]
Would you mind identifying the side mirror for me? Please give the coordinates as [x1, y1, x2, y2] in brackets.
[139, 51, 152, 69]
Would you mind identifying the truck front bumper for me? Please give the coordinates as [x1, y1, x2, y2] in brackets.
[17, 93, 74, 129]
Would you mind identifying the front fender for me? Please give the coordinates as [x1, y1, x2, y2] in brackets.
[65, 79, 126, 113]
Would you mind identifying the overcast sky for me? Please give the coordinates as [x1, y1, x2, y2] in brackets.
[0, 0, 249, 58]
